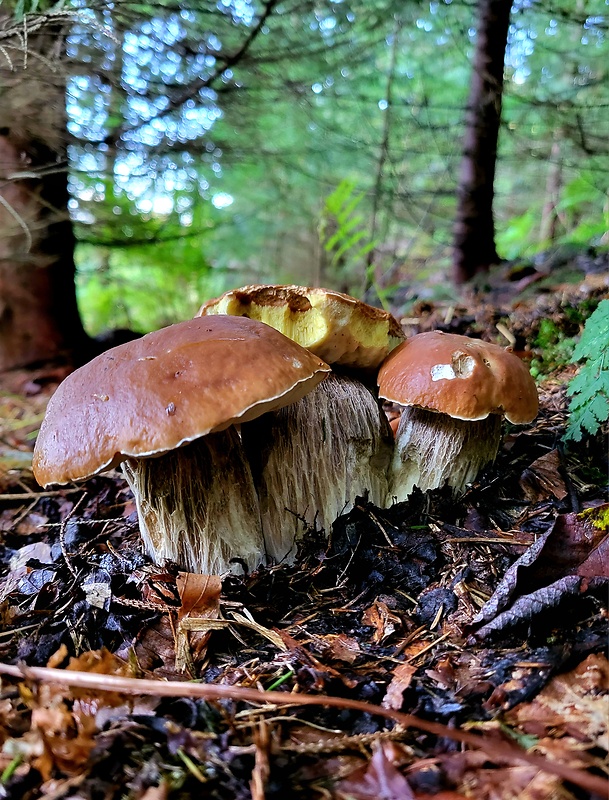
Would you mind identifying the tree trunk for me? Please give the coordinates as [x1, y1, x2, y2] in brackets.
[452, 0, 512, 285]
[0, 21, 90, 373]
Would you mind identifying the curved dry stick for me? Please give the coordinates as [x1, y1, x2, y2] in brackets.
[0, 662, 606, 796]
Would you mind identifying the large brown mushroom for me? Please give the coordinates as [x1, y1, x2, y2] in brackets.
[378, 331, 538, 501]
[33, 316, 330, 574]
[198, 284, 402, 562]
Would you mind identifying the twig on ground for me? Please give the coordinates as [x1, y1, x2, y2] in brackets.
[0, 662, 606, 797]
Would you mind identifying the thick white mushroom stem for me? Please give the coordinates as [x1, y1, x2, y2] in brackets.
[242, 373, 393, 564]
[387, 407, 502, 502]
[122, 428, 264, 574]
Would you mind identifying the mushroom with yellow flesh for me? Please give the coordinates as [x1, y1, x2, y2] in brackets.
[197, 284, 403, 562]
[197, 284, 405, 370]
[378, 331, 539, 501]
[33, 316, 330, 574]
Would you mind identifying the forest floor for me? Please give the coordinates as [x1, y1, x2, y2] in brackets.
[0, 257, 607, 800]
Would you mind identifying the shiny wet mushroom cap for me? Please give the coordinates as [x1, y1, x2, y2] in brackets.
[33, 315, 330, 574]
[378, 331, 538, 500]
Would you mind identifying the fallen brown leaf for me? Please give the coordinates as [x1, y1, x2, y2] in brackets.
[277, 629, 358, 689]
[336, 740, 415, 799]
[320, 632, 361, 664]
[519, 449, 568, 502]
[505, 653, 609, 750]
[133, 614, 179, 677]
[471, 504, 609, 638]
[362, 600, 401, 644]
[175, 572, 222, 672]
[176, 572, 222, 621]
[383, 663, 417, 711]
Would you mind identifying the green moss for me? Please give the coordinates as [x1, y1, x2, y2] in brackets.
[578, 504, 609, 531]
[530, 319, 576, 380]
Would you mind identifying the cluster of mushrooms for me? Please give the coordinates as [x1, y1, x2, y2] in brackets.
[33, 285, 539, 575]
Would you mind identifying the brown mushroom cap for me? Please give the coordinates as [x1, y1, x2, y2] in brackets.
[33, 315, 330, 487]
[197, 284, 405, 369]
[378, 331, 538, 424]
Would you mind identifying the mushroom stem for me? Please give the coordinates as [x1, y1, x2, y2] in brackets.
[122, 428, 263, 574]
[242, 373, 393, 563]
[387, 407, 502, 502]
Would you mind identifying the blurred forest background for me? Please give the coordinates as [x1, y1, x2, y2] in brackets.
[0, 0, 607, 371]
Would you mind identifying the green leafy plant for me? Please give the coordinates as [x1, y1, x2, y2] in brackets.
[320, 179, 376, 291]
[564, 299, 609, 441]
[556, 175, 609, 245]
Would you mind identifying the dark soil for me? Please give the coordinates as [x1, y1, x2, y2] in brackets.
[0, 269, 607, 799]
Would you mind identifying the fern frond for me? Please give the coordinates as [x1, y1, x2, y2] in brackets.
[564, 299, 609, 442]
[320, 179, 377, 285]
[571, 299, 609, 360]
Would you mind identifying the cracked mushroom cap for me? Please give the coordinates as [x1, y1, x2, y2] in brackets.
[33, 315, 331, 487]
[377, 331, 538, 423]
[197, 284, 405, 369]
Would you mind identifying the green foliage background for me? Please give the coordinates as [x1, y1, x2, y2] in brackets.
[8, 0, 604, 332]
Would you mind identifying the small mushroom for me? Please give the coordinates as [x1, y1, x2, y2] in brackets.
[198, 284, 402, 562]
[33, 316, 330, 574]
[378, 331, 538, 501]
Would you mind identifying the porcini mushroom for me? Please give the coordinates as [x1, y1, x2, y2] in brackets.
[378, 331, 538, 501]
[33, 316, 330, 574]
[242, 371, 394, 562]
[197, 283, 405, 369]
[198, 284, 402, 562]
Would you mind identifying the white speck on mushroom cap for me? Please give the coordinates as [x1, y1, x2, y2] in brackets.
[431, 363, 456, 381]
[430, 352, 475, 381]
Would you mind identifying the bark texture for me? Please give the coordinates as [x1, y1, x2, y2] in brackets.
[0, 22, 89, 372]
[452, 0, 512, 285]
